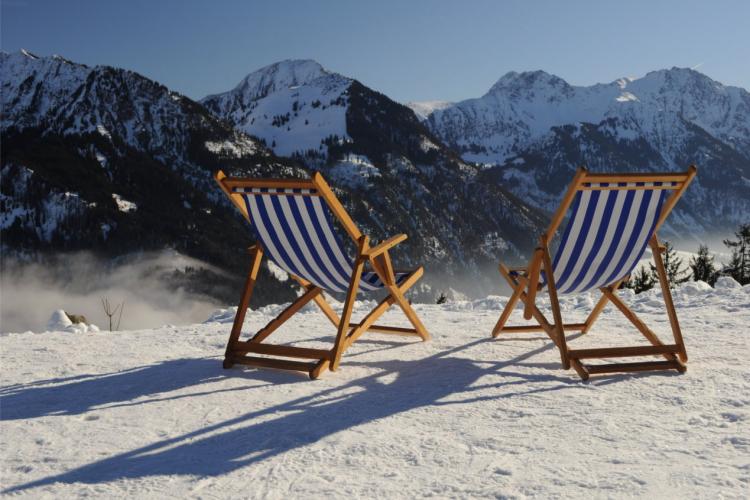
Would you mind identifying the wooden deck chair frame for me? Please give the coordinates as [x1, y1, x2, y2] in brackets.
[214, 170, 430, 379]
[492, 166, 697, 380]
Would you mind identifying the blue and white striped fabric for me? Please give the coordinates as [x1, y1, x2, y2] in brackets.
[546, 182, 675, 294]
[236, 187, 409, 293]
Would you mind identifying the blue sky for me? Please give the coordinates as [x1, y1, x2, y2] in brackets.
[2, 0, 748, 103]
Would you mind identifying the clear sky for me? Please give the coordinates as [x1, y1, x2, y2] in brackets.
[2, 0, 748, 103]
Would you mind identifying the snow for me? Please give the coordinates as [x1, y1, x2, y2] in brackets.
[419, 136, 440, 153]
[2, 282, 748, 497]
[715, 276, 742, 290]
[266, 260, 289, 282]
[201, 60, 351, 158]
[615, 91, 639, 103]
[425, 68, 750, 165]
[111, 193, 137, 213]
[94, 152, 108, 167]
[327, 154, 381, 188]
[45, 309, 100, 334]
[95, 125, 112, 140]
[203, 137, 257, 158]
[406, 100, 454, 121]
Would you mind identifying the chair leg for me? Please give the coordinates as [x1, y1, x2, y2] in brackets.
[249, 286, 323, 343]
[601, 289, 678, 361]
[371, 255, 430, 341]
[292, 276, 341, 328]
[492, 272, 524, 337]
[651, 237, 688, 362]
[343, 268, 425, 348]
[390, 288, 430, 340]
[541, 245, 570, 369]
[497, 265, 571, 369]
[583, 278, 627, 334]
[224, 246, 263, 369]
[582, 292, 609, 335]
[331, 256, 365, 371]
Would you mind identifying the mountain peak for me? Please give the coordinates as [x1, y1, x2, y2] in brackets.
[1, 49, 87, 71]
[487, 70, 571, 96]
[223, 59, 344, 102]
[636, 66, 720, 90]
[20, 48, 40, 59]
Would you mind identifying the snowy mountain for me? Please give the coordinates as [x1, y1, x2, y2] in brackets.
[0, 50, 307, 305]
[1, 52, 546, 301]
[415, 69, 750, 238]
[202, 60, 351, 158]
[202, 60, 549, 294]
[418, 68, 750, 164]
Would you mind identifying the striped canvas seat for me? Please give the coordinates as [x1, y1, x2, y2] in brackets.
[545, 182, 675, 294]
[235, 186, 409, 293]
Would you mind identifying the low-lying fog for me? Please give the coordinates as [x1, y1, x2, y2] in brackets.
[0, 251, 225, 334]
[0, 235, 739, 334]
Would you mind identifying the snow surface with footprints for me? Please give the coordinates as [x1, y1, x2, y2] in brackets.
[1, 279, 748, 498]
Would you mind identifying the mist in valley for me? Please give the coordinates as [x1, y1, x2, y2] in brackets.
[0, 251, 227, 334]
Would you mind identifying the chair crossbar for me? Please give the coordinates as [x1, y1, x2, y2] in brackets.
[584, 360, 685, 375]
[579, 183, 682, 191]
[349, 324, 419, 335]
[229, 355, 322, 374]
[233, 188, 320, 197]
[500, 323, 587, 333]
[222, 178, 316, 190]
[568, 344, 680, 360]
[229, 341, 333, 360]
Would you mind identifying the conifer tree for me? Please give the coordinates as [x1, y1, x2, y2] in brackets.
[723, 223, 750, 285]
[624, 266, 655, 294]
[690, 244, 718, 286]
[650, 241, 690, 288]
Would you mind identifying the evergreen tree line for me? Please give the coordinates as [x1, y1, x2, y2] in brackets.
[624, 223, 750, 294]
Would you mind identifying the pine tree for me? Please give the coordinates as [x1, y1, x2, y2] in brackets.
[723, 223, 750, 285]
[624, 266, 655, 294]
[689, 244, 718, 286]
[651, 241, 690, 288]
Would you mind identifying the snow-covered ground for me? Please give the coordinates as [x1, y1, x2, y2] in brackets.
[1, 280, 748, 498]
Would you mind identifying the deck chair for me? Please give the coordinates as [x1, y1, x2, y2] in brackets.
[214, 170, 430, 379]
[492, 166, 697, 380]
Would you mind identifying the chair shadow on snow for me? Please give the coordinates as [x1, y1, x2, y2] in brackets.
[4, 335, 602, 493]
[0, 357, 302, 421]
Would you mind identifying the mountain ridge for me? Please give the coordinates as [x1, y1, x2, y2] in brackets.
[201, 59, 551, 295]
[2, 51, 549, 300]
[412, 66, 750, 239]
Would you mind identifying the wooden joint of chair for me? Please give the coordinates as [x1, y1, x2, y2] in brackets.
[523, 247, 544, 320]
[649, 235, 666, 253]
[354, 235, 371, 264]
[363, 234, 407, 259]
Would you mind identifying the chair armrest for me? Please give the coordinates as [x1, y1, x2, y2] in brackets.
[363, 234, 407, 259]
